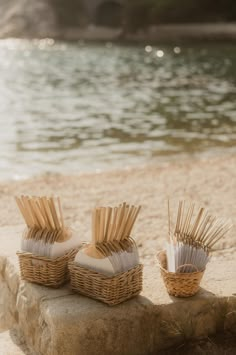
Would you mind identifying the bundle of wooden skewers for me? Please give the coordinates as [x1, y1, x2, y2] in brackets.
[15, 195, 80, 287]
[158, 200, 232, 297]
[69, 202, 143, 305]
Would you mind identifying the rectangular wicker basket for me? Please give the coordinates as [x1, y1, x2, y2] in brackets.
[17, 248, 78, 288]
[68, 262, 143, 306]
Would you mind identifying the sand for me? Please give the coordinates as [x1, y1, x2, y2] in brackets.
[0, 152, 235, 264]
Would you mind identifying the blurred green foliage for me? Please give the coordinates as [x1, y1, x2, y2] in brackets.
[50, 0, 236, 30]
[51, 0, 86, 26]
[125, 0, 236, 30]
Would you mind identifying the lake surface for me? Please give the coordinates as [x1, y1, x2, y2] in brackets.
[0, 39, 236, 179]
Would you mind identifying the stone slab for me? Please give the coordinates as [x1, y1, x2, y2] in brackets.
[0, 226, 236, 355]
[0, 330, 31, 355]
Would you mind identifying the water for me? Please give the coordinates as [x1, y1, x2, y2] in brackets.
[0, 39, 236, 180]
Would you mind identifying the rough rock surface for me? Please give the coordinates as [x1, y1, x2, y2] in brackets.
[0, 0, 57, 38]
[0, 256, 18, 332]
[0, 226, 235, 355]
[0, 330, 31, 355]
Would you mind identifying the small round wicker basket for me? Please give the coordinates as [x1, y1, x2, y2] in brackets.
[157, 250, 205, 297]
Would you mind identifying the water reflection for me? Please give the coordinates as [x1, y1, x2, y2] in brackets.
[0, 39, 235, 179]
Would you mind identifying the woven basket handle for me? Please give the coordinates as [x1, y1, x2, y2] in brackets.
[176, 264, 199, 273]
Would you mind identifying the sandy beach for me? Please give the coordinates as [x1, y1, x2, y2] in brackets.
[0, 152, 235, 354]
[0, 152, 235, 263]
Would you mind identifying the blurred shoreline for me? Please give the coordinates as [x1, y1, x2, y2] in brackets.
[1, 148, 236, 183]
[1, 23, 236, 42]
[57, 23, 236, 42]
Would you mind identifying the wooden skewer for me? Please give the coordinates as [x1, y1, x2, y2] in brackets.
[174, 201, 182, 237]
[57, 197, 65, 230]
[34, 228, 42, 242]
[15, 197, 31, 227]
[48, 197, 58, 229]
[102, 242, 113, 256]
[179, 200, 185, 238]
[30, 198, 45, 229]
[205, 220, 232, 248]
[27, 227, 35, 240]
[167, 198, 171, 241]
[48, 229, 55, 244]
[180, 201, 188, 237]
[116, 202, 127, 241]
[122, 205, 132, 237]
[104, 207, 112, 242]
[126, 205, 141, 236]
[99, 207, 105, 243]
[201, 218, 222, 245]
[42, 197, 54, 229]
[199, 216, 216, 244]
[120, 205, 130, 239]
[113, 204, 121, 240]
[38, 197, 50, 229]
[185, 202, 195, 237]
[170, 199, 232, 253]
[109, 207, 118, 242]
[92, 209, 96, 244]
[94, 208, 98, 243]
[106, 207, 114, 242]
[188, 207, 204, 241]
[22, 196, 35, 228]
[15, 195, 70, 244]
[49, 197, 59, 229]
[206, 225, 228, 249]
[54, 197, 62, 230]
[19, 196, 31, 227]
[208, 223, 233, 249]
[35, 199, 48, 228]
[182, 201, 192, 236]
[42, 229, 49, 243]
[194, 211, 209, 242]
[95, 208, 100, 244]
[52, 229, 58, 244]
[122, 205, 135, 238]
[196, 214, 211, 242]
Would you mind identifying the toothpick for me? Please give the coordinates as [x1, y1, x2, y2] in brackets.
[167, 198, 171, 241]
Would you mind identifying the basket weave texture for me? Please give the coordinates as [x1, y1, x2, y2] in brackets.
[17, 248, 78, 288]
[158, 250, 205, 297]
[68, 262, 143, 306]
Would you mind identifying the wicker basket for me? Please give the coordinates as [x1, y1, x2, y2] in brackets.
[17, 248, 78, 288]
[157, 250, 205, 297]
[68, 262, 143, 306]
